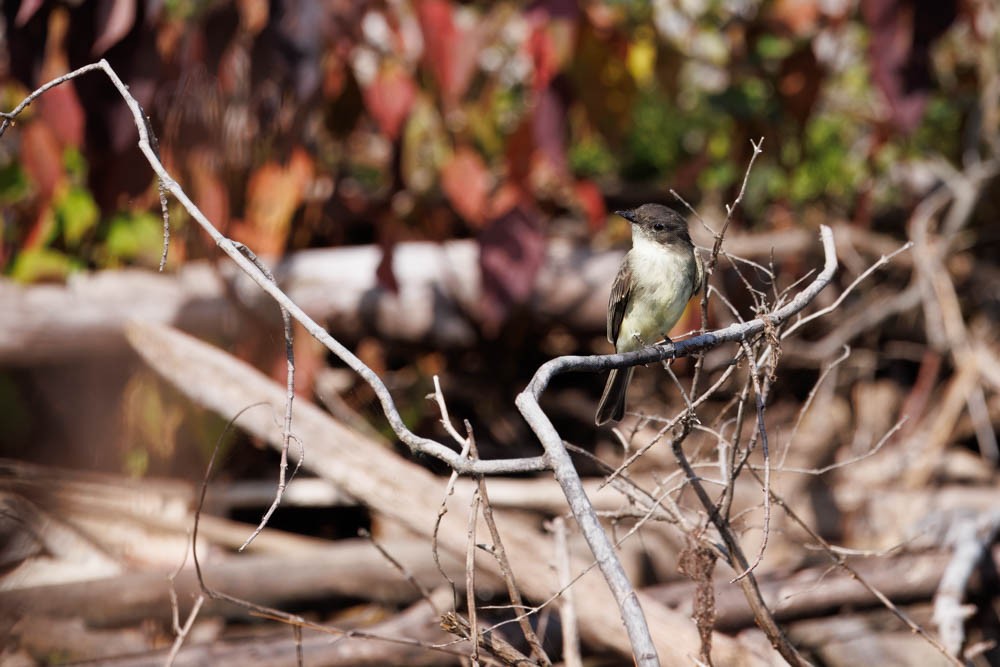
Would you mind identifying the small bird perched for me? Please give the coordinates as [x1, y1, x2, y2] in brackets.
[595, 204, 704, 425]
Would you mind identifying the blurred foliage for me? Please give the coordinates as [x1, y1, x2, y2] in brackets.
[0, 0, 997, 484]
[0, 0, 994, 293]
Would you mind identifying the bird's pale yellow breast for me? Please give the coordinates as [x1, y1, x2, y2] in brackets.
[616, 236, 697, 353]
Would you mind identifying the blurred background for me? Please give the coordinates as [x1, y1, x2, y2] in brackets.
[1, 0, 999, 664]
[1, 0, 995, 470]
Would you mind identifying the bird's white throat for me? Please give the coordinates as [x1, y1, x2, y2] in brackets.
[618, 234, 696, 352]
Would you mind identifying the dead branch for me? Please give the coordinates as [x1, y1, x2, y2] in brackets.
[933, 512, 1000, 656]
[648, 549, 981, 631]
[91, 587, 467, 667]
[0, 538, 488, 627]
[516, 225, 836, 666]
[124, 320, 763, 665]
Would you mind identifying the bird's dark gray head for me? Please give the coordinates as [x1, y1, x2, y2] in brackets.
[615, 204, 691, 246]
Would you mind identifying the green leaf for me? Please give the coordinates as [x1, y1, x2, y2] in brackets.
[56, 185, 100, 246]
[8, 247, 80, 282]
[0, 161, 30, 205]
[102, 211, 165, 266]
[63, 147, 88, 182]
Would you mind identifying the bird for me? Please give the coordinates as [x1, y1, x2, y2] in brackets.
[595, 204, 704, 425]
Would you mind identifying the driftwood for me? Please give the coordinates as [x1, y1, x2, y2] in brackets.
[1, 539, 495, 627]
[124, 319, 769, 666]
[0, 223, 901, 365]
[647, 550, 980, 631]
[23, 588, 467, 667]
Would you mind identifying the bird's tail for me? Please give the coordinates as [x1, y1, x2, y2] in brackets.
[595, 367, 634, 425]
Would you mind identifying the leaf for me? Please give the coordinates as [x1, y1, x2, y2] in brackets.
[573, 179, 606, 232]
[526, 15, 576, 93]
[415, 0, 479, 104]
[13, 0, 44, 27]
[56, 185, 100, 246]
[92, 0, 136, 56]
[37, 10, 85, 148]
[626, 31, 657, 87]
[478, 190, 546, 335]
[768, 0, 821, 36]
[21, 122, 65, 202]
[441, 146, 491, 227]
[99, 211, 163, 266]
[236, 0, 269, 35]
[0, 161, 31, 205]
[103, 211, 166, 266]
[8, 247, 78, 283]
[243, 147, 314, 255]
[401, 94, 449, 194]
[363, 61, 417, 141]
[527, 23, 560, 93]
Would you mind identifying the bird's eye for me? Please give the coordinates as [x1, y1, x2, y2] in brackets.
[653, 223, 665, 231]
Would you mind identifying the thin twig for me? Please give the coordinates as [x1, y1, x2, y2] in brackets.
[465, 486, 481, 665]
[1, 61, 548, 476]
[777, 345, 851, 469]
[359, 527, 440, 614]
[761, 473, 964, 667]
[782, 241, 913, 340]
[730, 340, 771, 583]
[475, 465, 551, 663]
[231, 243, 299, 552]
[550, 517, 582, 667]
[164, 594, 204, 667]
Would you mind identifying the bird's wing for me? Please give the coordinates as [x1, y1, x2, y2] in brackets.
[691, 251, 705, 299]
[607, 255, 632, 345]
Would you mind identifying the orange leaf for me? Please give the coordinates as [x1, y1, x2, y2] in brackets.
[441, 146, 491, 227]
[236, 0, 269, 35]
[244, 147, 314, 255]
[573, 179, 606, 232]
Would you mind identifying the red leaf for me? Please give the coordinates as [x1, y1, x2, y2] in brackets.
[93, 0, 136, 56]
[31, 8, 85, 149]
[363, 62, 417, 140]
[22, 122, 65, 203]
[416, 0, 478, 104]
[504, 117, 535, 189]
[38, 84, 85, 149]
[573, 179, 606, 232]
[478, 192, 546, 335]
[527, 23, 559, 93]
[441, 146, 491, 227]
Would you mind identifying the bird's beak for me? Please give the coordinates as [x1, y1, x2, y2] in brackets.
[615, 209, 638, 223]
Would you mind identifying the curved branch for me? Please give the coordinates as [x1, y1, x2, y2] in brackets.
[516, 225, 837, 667]
[4, 60, 544, 477]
